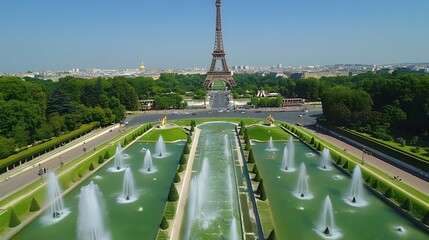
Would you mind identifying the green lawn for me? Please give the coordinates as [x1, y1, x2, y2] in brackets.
[139, 128, 187, 142]
[247, 125, 290, 141]
[348, 129, 429, 162]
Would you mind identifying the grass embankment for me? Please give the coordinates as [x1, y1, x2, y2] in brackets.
[246, 125, 290, 141]
[284, 123, 429, 224]
[336, 127, 429, 173]
[0, 124, 151, 236]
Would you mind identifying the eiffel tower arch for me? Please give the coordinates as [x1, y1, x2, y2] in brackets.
[203, 0, 236, 89]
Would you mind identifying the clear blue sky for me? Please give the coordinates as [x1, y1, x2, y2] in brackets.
[1, 0, 428, 73]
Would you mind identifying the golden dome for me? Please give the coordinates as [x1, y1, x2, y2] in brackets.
[139, 62, 145, 71]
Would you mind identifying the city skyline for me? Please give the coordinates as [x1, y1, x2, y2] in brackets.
[1, 0, 429, 73]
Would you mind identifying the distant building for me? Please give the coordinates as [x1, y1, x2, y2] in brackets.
[289, 72, 306, 80]
[139, 99, 154, 109]
[139, 62, 145, 72]
[282, 98, 305, 107]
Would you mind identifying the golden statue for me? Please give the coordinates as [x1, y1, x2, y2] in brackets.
[267, 114, 275, 126]
[159, 115, 167, 127]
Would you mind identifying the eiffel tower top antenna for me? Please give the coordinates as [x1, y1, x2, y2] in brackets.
[203, 0, 236, 89]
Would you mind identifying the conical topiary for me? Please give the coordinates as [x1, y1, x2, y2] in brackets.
[160, 215, 169, 230]
[183, 144, 190, 154]
[190, 125, 194, 132]
[173, 172, 181, 183]
[187, 135, 192, 144]
[253, 171, 261, 182]
[402, 198, 412, 211]
[9, 209, 21, 227]
[267, 229, 276, 240]
[29, 197, 40, 212]
[317, 143, 323, 151]
[98, 155, 105, 164]
[372, 179, 380, 189]
[257, 180, 267, 201]
[178, 164, 185, 173]
[248, 149, 255, 163]
[104, 151, 110, 159]
[422, 212, 429, 225]
[180, 153, 187, 165]
[343, 160, 349, 170]
[168, 182, 179, 202]
[310, 137, 314, 145]
[252, 164, 259, 174]
[385, 188, 394, 198]
[89, 162, 95, 171]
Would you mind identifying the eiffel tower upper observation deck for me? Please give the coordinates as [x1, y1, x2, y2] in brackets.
[203, 0, 236, 89]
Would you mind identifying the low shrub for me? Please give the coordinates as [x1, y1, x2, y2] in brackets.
[89, 163, 95, 171]
[168, 183, 179, 202]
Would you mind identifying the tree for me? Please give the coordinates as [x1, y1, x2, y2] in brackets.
[168, 182, 179, 202]
[89, 163, 95, 171]
[178, 164, 185, 173]
[104, 151, 111, 159]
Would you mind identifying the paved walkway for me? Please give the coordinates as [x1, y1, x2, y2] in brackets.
[0, 124, 122, 203]
[306, 126, 429, 197]
[170, 128, 201, 240]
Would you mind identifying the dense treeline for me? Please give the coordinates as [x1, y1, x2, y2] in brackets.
[0, 73, 207, 158]
[320, 71, 429, 142]
[1, 69, 428, 158]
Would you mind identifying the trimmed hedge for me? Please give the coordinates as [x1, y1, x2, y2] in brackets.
[178, 164, 185, 173]
[173, 172, 181, 183]
[98, 155, 105, 164]
[183, 144, 190, 154]
[0, 122, 100, 171]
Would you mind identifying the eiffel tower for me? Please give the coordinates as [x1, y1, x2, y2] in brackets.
[203, 0, 236, 89]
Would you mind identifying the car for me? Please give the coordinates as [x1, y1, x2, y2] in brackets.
[184, 112, 190, 115]
[172, 111, 179, 115]
[240, 111, 246, 114]
[191, 113, 197, 115]
[255, 110, 261, 113]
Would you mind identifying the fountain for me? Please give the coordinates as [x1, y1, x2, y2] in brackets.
[155, 135, 167, 157]
[140, 149, 155, 173]
[319, 148, 332, 170]
[108, 143, 125, 172]
[224, 134, 231, 159]
[77, 181, 110, 240]
[46, 172, 65, 219]
[118, 168, 137, 203]
[266, 136, 277, 151]
[183, 157, 210, 239]
[230, 217, 239, 240]
[281, 137, 296, 172]
[295, 163, 312, 199]
[345, 165, 367, 207]
[280, 146, 289, 171]
[317, 196, 341, 239]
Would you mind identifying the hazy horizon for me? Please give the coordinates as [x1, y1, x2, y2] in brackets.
[1, 0, 428, 73]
